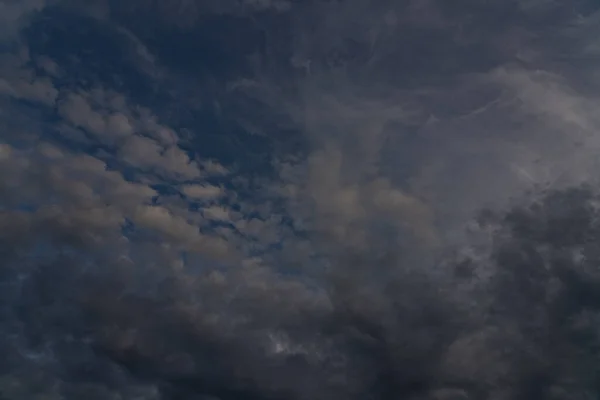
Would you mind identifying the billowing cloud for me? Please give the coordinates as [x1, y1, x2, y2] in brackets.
[2, 0, 600, 399]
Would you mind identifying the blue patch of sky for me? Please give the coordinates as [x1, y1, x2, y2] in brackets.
[23, 5, 308, 181]
[23, 7, 158, 100]
[120, 12, 266, 80]
[3, 4, 320, 273]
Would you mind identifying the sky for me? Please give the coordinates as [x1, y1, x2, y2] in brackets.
[2, 0, 600, 399]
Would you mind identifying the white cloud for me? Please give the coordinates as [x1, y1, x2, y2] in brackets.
[201, 159, 229, 176]
[0, 44, 243, 264]
[182, 184, 224, 200]
[55, 88, 205, 179]
[0, 53, 241, 262]
[490, 66, 600, 187]
[119, 135, 164, 166]
[35, 55, 61, 77]
[493, 67, 598, 132]
[203, 205, 231, 222]
[0, 48, 58, 105]
[0, 75, 58, 105]
[58, 93, 110, 137]
[0, 140, 235, 261]
[138, 109, 178, 146]
[106, 113, 134, 137]
[160, 146, 200, 178]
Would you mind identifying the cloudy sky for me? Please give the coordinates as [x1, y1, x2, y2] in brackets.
[2, 1, 600, 399]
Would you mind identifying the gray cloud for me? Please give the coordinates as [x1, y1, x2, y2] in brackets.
[0, 0, 48, 41]
[2, 0, 600, 399]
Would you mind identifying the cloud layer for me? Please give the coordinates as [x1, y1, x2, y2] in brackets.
[1, 0, 600, 399]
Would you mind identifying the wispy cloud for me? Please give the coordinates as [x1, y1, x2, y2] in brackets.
[0, 0, 47, 41]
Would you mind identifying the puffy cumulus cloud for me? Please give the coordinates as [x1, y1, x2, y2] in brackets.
[181, 183, 224, 200]
[3, 0, 600, 400]
[0, 47, 58, 106]
[0, 47, 237, 260]
[0, 141, 233, 260]
[52, 87, 209, 179]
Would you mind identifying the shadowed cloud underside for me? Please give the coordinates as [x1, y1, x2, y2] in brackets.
[1, 0, 600, 399]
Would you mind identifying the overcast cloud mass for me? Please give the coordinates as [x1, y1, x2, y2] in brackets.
[2, 0, 600, 399]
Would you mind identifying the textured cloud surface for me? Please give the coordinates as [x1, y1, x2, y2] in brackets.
[1, 0, 600, 399]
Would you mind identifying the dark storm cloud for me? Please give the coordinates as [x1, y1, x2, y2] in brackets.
[2, 0, 600, 399]
[5, 181, 600, 399]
